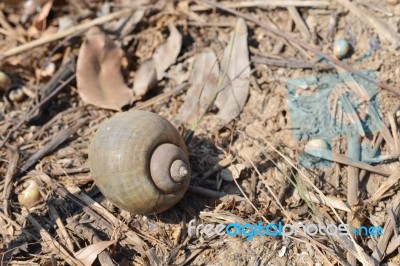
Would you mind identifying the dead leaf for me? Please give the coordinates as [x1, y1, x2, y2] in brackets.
[132, 59, 157, 97]
[175, 49, 219, 125]
[215, 18, 250, 125]
[153, 24, 182, 79]
[220, 164, 246, 181]
[133, 24, 182, 97]
[74, 240, 116, 266]
[76, 27, 133, 111]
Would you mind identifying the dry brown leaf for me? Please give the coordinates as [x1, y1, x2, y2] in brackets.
[76, 27, 133, 111]
[153, 24, 182, 79]
[174, 49, 219, 125]
[74, 240, 116, 266]
[133, 24, 182, 97]
[215, 18, 250, 125]
[132, 59, 157, 98]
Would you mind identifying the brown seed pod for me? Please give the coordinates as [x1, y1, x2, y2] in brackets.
[89, 111, 190, 215]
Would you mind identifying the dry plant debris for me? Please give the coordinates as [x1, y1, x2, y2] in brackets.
[76, 27, 133, 111]
[0, 0, 399, 265]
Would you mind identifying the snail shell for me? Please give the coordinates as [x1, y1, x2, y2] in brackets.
[89, 111, 190, 215]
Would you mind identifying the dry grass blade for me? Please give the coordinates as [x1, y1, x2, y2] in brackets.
[367, 173, 400, 202]
[304, 148, 392, 177]
[372, 201, 400, 262]
[2, 145, 18, 216]
[306, 192, 351, 212]
[336, 0, 400, 49]
[21, 208, 84, 266]
[0, 8, 136, 58]
[191, 0, 330, 10]
[200, 0, 400, 97]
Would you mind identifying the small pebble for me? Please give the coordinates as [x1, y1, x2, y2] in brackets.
[387, 0, 399, 5]
[0, 71, 11, 92]
[333, 39, 350, 59]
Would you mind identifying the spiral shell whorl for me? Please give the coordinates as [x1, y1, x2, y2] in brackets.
[89, 111, 190, 215]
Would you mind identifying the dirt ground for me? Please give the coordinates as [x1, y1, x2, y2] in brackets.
[1, 0, 400, 265]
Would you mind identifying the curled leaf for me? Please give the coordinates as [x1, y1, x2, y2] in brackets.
[133, 24, 182, 97]
[215, 18, 250, 125]
[175, 49, 219, 125]
[76, 27, 133, 111]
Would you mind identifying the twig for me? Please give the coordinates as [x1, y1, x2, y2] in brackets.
[200, 0, 400, 97]
[66, 219, 116, 266]
[133, 83, 189, 110]
[65, 186, 162, 266]
[305, 148, 391, 177]
[28, 58, 76, 123]
[2, 145, 18, 216]
[21, 208, 84, 266]
[18, 119, 86, 175]
[367, 173, 400, 203]
[287, 7, 311, 40]
[336, 0, 400, 49]
[252, 55, 317, 69]
[0, 8, 136, 58]
[347, 133, 361, 265]
[31, 171, 151, 259]
[387, 208, 400, 256]
[372, 201, 400, 261]
[0, 74, 76, 150]
[48, 202, 75, 252]
[191, 0, 330, 11]
[307, 192, 351, 212]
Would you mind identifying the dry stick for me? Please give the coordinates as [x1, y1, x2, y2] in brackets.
[191, 0, 330, 11]
[65, 186, 162, 266]
[2, 145, 18, 216]
[305, 148, 391, 177]
[133, 83, 190, 110]
[251, 55, 317, 69]
[66, 219, 115, 266]
[287, 6, 311, 40]
[200, 0, 400, 98]
[21, 208, 84, 266]
[367, 173, 400, 203]
[48, 202, 75, 252]
[388, 115, 399, 153]
[0, 8, 136, 59]
[0, 74, 76, 150]
[387, 208, 400, 256]
[372, 201, 400, 261]
[336, 0, 400, 49]
[347, 133, 361, 265]
[307, 192, 351, 212]
[18, 119, 86, 175]
[31, 171, 150, 257]
[0, 210, 39, 241]
[260, 136, 375, 265]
